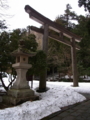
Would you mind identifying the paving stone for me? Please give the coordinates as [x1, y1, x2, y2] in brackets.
[72, 106, 82, 110]
[50, 116, 61, 120]
[87, 109, 90, 113]
[73, 107, 83, 110]
[77, 114, 87, 119]
[76, 117, 85, 120]
[82, 113, 89, 117]
[62, 116, 75, 120]
[87, 117, 90, 120]
[78, 107, 87, 110]
[76, 115, 88, 119]
[71, 112, 80, 116]
[58, 112, 69, 117]
[76, 110, 84, 113]
[67, 109, 75, 113]
[42, 99, 90, 120]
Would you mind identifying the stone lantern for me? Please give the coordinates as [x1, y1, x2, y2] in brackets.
[3, 40, 38, 105]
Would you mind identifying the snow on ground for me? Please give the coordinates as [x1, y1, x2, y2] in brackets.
[49, 81, 90, 95]
[0, 80, 88, 120]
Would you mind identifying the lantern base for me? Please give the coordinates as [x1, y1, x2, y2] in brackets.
[3, 88, 39, 105]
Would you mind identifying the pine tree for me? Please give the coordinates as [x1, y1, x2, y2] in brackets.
[78, 0, 90, 12]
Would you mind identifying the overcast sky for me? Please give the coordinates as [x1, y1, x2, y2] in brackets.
[4, 0, 88, 31]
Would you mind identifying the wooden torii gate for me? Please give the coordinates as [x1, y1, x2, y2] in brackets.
[25, 5, 82, 89]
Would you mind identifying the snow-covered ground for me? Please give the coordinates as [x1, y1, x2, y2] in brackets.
[0, 80, 90, 120]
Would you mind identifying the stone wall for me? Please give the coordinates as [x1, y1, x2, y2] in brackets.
[30, 30, 43, 50]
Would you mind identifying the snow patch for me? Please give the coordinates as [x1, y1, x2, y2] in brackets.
[0, 81, 86, 120]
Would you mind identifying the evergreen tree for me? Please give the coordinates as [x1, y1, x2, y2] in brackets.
[0, 28, 38, 91]
[78, 0, 90, 12]
[72, 15, 90, 77]
[55, 4, 77, 30]
[48, 4, 74, 77]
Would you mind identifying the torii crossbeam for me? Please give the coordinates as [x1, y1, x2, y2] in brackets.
[25, 5, 81, 88]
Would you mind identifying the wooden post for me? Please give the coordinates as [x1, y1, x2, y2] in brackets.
[71, 38, 78, 87]
[38, 23, 49, 92]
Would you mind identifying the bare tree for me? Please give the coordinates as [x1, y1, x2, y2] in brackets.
[0, 0, 10, 18]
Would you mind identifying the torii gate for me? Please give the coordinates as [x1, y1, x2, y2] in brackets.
[25, 5, 82, 89]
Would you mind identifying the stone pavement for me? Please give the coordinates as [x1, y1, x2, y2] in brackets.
[41, 93, 90, 120]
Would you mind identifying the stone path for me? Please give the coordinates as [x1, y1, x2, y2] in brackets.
[41, 93, 90, 120]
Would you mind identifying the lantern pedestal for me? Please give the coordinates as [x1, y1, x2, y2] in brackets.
[3, 63, 38, 105]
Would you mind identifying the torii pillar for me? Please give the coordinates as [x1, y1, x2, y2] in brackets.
[43, 24, 49, 53]
[38, 23, 49, 92]
[71, 38, 78, 86]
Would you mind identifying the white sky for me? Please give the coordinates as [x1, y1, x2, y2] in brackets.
[3, 0, 88, 31]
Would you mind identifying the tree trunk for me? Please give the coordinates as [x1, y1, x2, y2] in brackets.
[39, 70, 47, 92]
[52, 66, 54, 80]
[0, 71, 8, 91]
